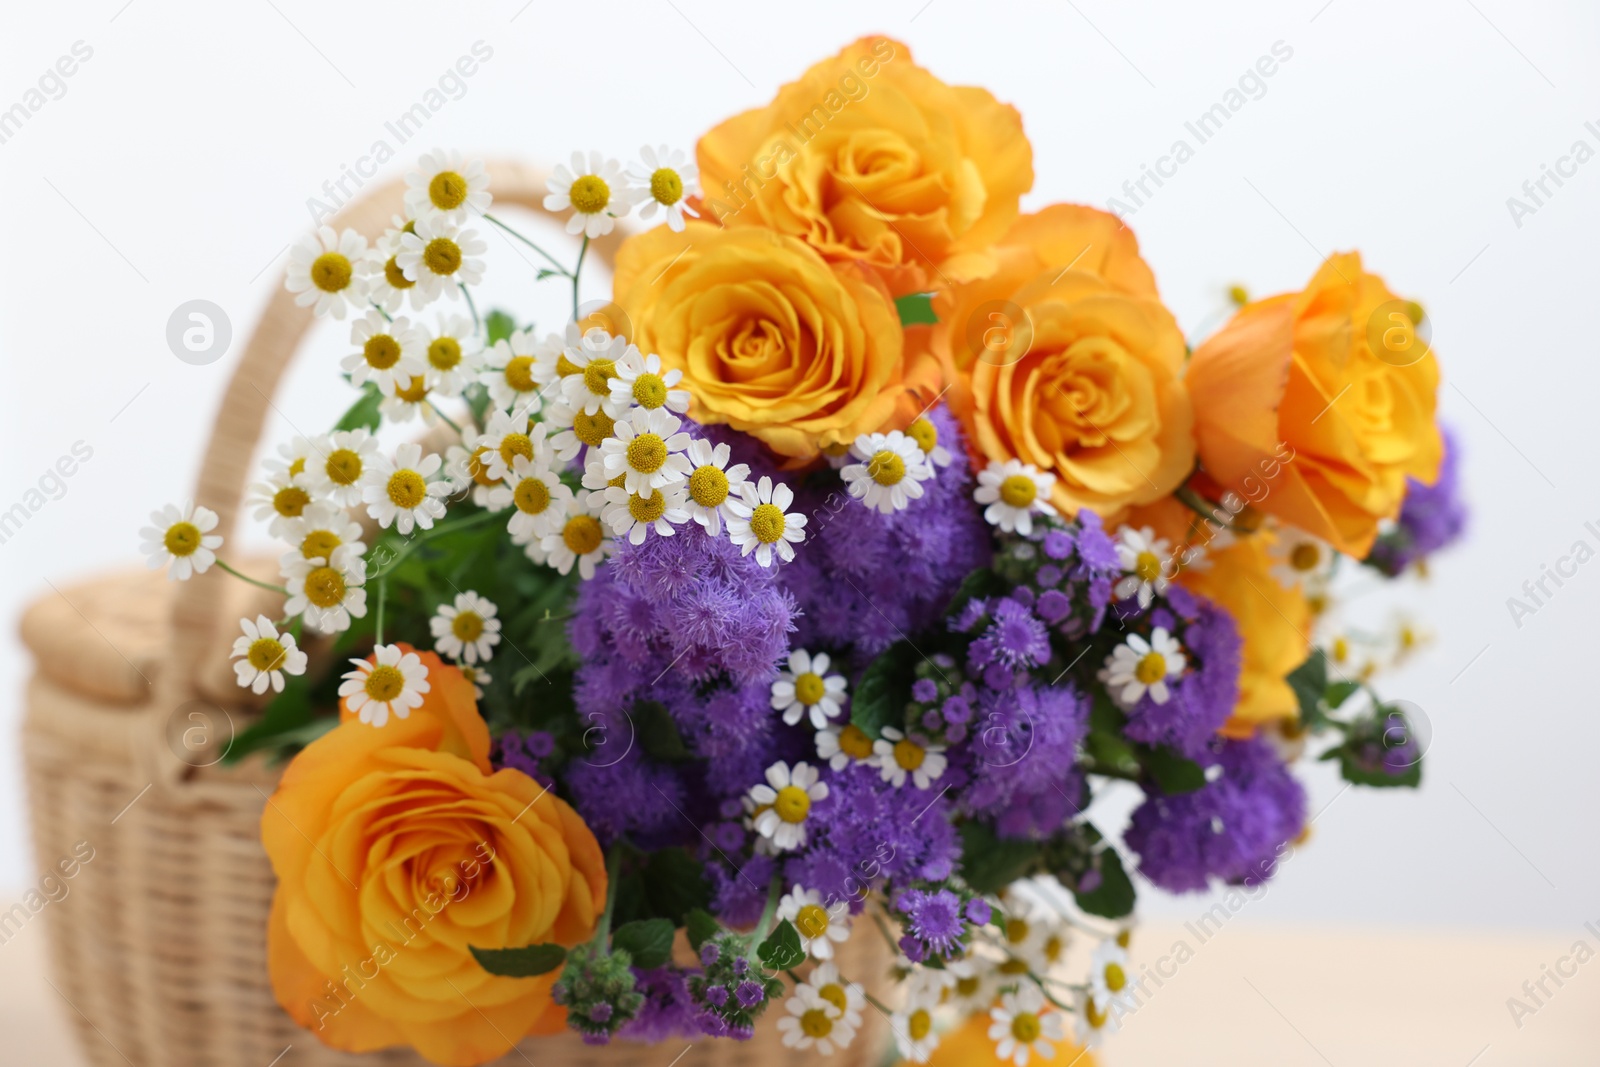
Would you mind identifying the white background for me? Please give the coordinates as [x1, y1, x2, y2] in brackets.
[1, 0, 1595, 945]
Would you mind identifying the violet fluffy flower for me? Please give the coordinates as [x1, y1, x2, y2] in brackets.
[491, 730, 555, 786]
[967, 596, 1052, 687]
[895, 887, 967, 960]
[1367, 426, 1467, 576]
[1118, 585, 1243, 759]
[961, 681, 1092, 839]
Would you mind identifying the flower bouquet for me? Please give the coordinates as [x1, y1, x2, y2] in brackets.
[138, 36, 1464, 1067]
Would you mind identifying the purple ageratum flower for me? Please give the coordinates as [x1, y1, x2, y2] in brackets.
[1367, 426, 1467, 576]
[491, 730, 555, 787]
[898, 887, 966, 960]
[912, 678, 940, 703]
[1124, 735, 1307, 893]
[1119, 591, 1243, 759]
[734, 981, 764, 1009]
[961, 682, 1092, 839]
[967, 596, 1051, 691]
[965, 897, 992, 925]
[618, 967, 699, 1043]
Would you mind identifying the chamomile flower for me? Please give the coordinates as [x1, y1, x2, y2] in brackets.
[230, 615, 307, 695]
[248, 471, 316, 540]
[601, 406, 693, 495]
[681, 438, 749, 537]
[263, 435, 320, 483]
[541, 491, 614, 579]
[778, 885, 851, 961]
[279, 502, 365, 566]
[419, 314, 481, 397]
[747, 760, 828, 852]
[1113, 525, 1172, 608]
[889, 989, 942, 1064]
[602, 482, 690, 545]
[445, 434, 508, 510]
[380, 373, 437, 425]
[974, 459, 1057, 536]
[907, 415, 952, 467]
[429, 591, 501, 664]
[1100, 627, 1186, 708]
[396, 215, 487, 300]
[626, 144, 701, 232]
[282, 543, 367, 633]
[803, 962, 867, 1031]
[545, 151, 630, 238]
[480, 328, 552, 413]
[548, 402, 616, 463]
[495, 453, 573, 542]
[140, 501, 222, 580]
[772, 649, 847, 729]
[815, 723, 876, 771]
[727, 476, 807, 567]
[1088, 940, 1138, 1013]
[777, 984, 855, 1056]
[343, 310, 425, 397]
[404, 149, 491, 225]
[361, 442, 448, 534]
[562, 329, 636, 418]
[842, 430, 934, 514]
[1074, 992, 1120, 1048]
[989, 985, 1065, 1067]
[313, 429, 379, 508]
[479, 409, 548, 482]
[339, 644, 430, 728]
[368, 217, 430, 314]
[1269, 526, 1336, 589]
[285, 226, 369, 318]
[460, 663, 491, 700]
[608, 347, 690, 414]
[872, 726, 948, 790]
[820, 441, 854, 470]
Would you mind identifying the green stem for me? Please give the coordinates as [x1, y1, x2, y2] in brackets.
[595, 847, 625, 945]
[369, 302, 393, 323]
[484, 213, 572, 276]
[460, 283, 481, 334]
[374, 577, 387, 645]
[368, 509, 500, 582]
[863, 989, 895, 1015]
[214, 558, 289, 595]
[1027, 971, 1075, 1011]
[753, 874, 784, 940]
[571, 235, 589, 320]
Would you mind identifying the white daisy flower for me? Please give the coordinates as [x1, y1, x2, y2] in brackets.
[313, 429, 379, 508]
[445, 434, 508, 510]
[248, 470, 316, 540]
[608, 346, 690, 414]
[562, 329, 636, 418]
[429, 591, 501, 665]
[1099, 627, 1186, 708]
[747, 760, 828, 852]
[282, 543, 367, 633]
[479, 409, 548, 482]
[396, 214, 487, 300]
[1269, 526, 1336, 589]
[342, 310, 425, 398]
[802, 962, 867, 1031]
[404, 148, 491, 226]
[1074, 991, 1120, 1048]
[460, 663, 491, 700]
[279, 502, 366, 567]
[907, 415, 953, 467]
[545, 150, 630, 238]
[681, 438, 749, 537]
[600, 406, 694, 495]
[339, 643, 430, 728]
[602, 482, 691, 545]
[379, 373, 437, 425]
[726, 476, 807, 567]
[480, 327, 553, 413]
[230, 615, 308, 695]
[777, 884, 851, 961]
[140, 501, 222, 580]
[974, 459, 1057, 536]
[494, 453, 573, 543]
[872, 726, 948, 790]
[263, 435, 320, 484]
[419, 314, 481, 397]
[815, 723, 877, 771]
[772, 649, 848, 729]
[989, 984, 1065, 1067]
[820, 441, 854, 470]
[626, 144, 701, 232]
[368, 217, 431, 315]
[547, 399, 616, 463]
[889, 989, 942, 1064]
[361, 442, 448, 535]
[1113, 525, 1172, 609]
[285, 226, 368, 319]
[1088, 940, 1138, 1013]
[540, 491, 614, 579]
[776, 984, 855, 1056]
[841, 430, 934, 514]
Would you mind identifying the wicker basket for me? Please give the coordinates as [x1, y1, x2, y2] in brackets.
[20, 163, 891, 1067]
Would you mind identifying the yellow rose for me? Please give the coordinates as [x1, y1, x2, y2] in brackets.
[936, 205, 1195, 521]
[264, 650, 606, 1067]
[1185, 252, 1443, 556]
[696, 36, 1033, 296]
[613, 221, 926, 461]
[919, 1009, 1096, 1067]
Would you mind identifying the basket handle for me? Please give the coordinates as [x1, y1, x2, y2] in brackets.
[153, 160, 625, 784]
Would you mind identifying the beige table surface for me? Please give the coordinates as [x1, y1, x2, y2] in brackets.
[5, 914, 1595, 1065]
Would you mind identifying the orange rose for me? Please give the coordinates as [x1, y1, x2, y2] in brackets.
[936, 205, 1195, 521]
[1185, 252, 1443, 556]
[613, 221, 931, 461]
[264, 651, 606, 1067]
[920, 1009, 1096, 1067]
[696, 36, 1033, 296]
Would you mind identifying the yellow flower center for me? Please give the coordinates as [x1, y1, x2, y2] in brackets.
[451, 611, 485, 642]
[428, 336, 462, 371]
[288, 457, 306, 477]
[501, 355, 536, 392]
[1116, 930, 1132, 949]
[794, 672, 825, 706]
[394, 376, 428, 403]
[423, 237, 462, 276]
[364, 664, 405, 702]
[819, 984, 848, 1014]
[632, 371, 668, 408]
[1104, 962, 1127, 992]
[364, 333, 401, 370]
[773, 784, 811, 823]
[383, 255, 413, 289]
[1135, 550, 1162, 583]
[628, 490, 667, 524]
[498, 432, 533, 467]
[574, 409, 615, 448]
[467, 446, 497, 487]
[326, 448, 362, 485]
[893, 738, 926, 771]
[1006, 919, 1030, 945]
[908, 1008, 932, 1041]
[822, 441, 851, 458]
[387, 470, 427, 509]
[627, 432, 667, 473]
[794, 903, 830, 940]
[908, 417, 938, 454]
[310, 251, 352, 293]
[246, 637, 286, 671]
[1135, 651, 1168, 685]
[582, 358, 616, 397]
[998, 957, 1030, 975]
[304, 566, 346, 608]
[568, 174, 611, 214]
[1011, 1012, 1041, 1044]
[837, 723, 874, 760]
[749, 503, 786, 544]
[164, 521, 201, 557]
[608, 473, 627, 488]
[514, 477, 551, 514]
[1045, 934, 1064, 962]
[999, 473, 1037, 508]
[273, 485, 310, 518]
[562, 514, 603, 556]
[1332, 636, 1350, 663]
[428, 170, 468, 210]
[300, 529, 342, 560]
[649, 167, 683, 205]
[1086, 998, 1108, 1029]
[868, 449, 905, 486]
[1290, 542, 1322, 571]
[956, 976, 981, 997]
[689, 465, 729, 508]
[799, 1008, 833, 1039]
[556, 353, 583, 377]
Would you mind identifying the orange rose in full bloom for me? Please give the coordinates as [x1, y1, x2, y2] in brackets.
[936, 204, 1195, 521]
[1185, 252, 1443, 556]
[264, 651, 606, 1067]
[613, 222, 935, 461]
[696, 36, 1033, 296]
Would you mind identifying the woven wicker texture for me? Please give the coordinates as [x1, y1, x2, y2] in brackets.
[20, 164, 890, 1066]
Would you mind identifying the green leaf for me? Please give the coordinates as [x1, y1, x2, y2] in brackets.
[485, 309, 517, 346]
[1286, 649, 1330, 729]
[223, 671, 317, 764]
[757, 920, 806, 971]
[685, 908, 720, 952]
[1073, 846, 1136, 919]
[611, 918, 675, 969]
[1139, 744, 1207, 794]
[1328, 746, 1422, 788]
[944, 567, 1007, 619]
[851, 640, 919, 739]
[613, 848, 711, 928]
[894, 292, 939, 326]
[1324, 680, 1362, 709]
[634, 701, 691, 762]
[958, 822, 1040, 895]
[470, 943, 567, 977]
[333, 383, 383, 432]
